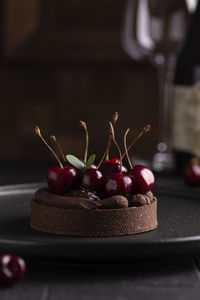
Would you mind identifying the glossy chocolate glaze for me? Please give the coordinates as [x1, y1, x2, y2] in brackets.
[66, 188, 100, 201]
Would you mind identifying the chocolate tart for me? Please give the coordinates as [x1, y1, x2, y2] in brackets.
[30, 189, 158, 237]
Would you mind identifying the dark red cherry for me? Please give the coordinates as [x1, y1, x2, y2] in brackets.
[47, 166, 78, 194]
[0, 254, 26, 285]
[184, 159, 200, 186]
[81, 169, 104, 192]
[104, 173, 132, 197]
[71, 163, 97, 189]
[109, 158, 120, 164]
[90, 164, 97, 169]
[128, 165, 155, 194]
[99, 160, 127, 177]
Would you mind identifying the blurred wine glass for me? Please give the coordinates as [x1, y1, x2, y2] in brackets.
[122, 0, 197, 172]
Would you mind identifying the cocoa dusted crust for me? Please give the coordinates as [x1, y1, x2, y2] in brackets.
[31, 189, 158, 237]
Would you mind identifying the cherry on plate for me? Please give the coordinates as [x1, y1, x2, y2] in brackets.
[0, 254, 26, 286]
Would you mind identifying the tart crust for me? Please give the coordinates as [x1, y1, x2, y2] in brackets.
[30, 197, 158, 237]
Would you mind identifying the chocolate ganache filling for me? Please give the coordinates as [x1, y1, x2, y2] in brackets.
[34, 188, 154, 210]
[129, 191, 154, 207]
[66, 188, 100, 201]
[34, 188, 100, 210]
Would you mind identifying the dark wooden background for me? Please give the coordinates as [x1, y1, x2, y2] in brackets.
[0, 0, 158, 164]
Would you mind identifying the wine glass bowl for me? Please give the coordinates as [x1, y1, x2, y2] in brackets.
[122, 0, 197, 172]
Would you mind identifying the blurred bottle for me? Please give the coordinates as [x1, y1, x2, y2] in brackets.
[173, 0, 200, 172]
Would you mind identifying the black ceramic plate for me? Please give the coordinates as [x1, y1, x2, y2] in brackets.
[0, 182, 200, 262]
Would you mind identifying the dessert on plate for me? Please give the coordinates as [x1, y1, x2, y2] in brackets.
[31, 113, 157, 236]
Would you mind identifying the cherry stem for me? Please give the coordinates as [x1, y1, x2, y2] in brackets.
[106, 112, 118, 160]
[50, 135, 67, 163]
[191, 157, 200, 164]
[97, 136, 113, 169]
[124, 128, 133, 169]
[122, 124, 151, 159]
[80, 121, 88, 163]
[112, 111, 119, 125]
[35, 126, 64, 169]
[109, 122, 123, 174]
[105, 137, 113, 161]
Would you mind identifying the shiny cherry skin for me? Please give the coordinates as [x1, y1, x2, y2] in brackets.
[70, 163, 98, 189]
[128, 165, 155, 194]
[108, 158, 120, 163]
[80, 169, 104, 192]
[0, 254, 26, 286]
[99, 159, 127, 177]
[184, 160, 200, 186]
[104, 173, 132, 197]
[90, 164, 97, 169]
[47, 166, 78, 194]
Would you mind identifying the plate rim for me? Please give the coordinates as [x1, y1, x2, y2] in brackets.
[0, 182, 200, 261]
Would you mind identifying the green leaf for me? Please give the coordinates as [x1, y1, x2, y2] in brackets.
[86, 154, 96, 169]
[66, 154, 85, 170]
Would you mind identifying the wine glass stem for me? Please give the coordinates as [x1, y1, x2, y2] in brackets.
[157, 56, 175, 152]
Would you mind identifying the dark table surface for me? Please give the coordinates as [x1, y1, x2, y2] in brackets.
[1, 162, 200, 300]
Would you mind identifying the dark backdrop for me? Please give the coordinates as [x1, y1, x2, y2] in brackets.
[0, 0, 158, 165]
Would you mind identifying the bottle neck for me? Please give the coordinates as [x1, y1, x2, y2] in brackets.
[174, 64, 200, 86]
[174, 0, 200, 86]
